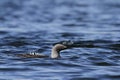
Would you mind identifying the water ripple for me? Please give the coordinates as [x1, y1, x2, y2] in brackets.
[0, 0, 120, 80]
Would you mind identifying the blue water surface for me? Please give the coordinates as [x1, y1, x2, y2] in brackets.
[0, 0, 120, 80]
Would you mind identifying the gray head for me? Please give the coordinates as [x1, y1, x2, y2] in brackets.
[53, 40, 74, 51]
[51, 40, 74, 58]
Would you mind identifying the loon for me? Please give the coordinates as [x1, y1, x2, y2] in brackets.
[17, 41, 74, 58]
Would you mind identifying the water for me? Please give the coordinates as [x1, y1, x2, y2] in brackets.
[0, 0, 120, 80]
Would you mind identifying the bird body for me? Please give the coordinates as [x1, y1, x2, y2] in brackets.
[16, 41, 73, 58]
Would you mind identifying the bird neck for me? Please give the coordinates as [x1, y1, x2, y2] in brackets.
[51, 47, 60, 58]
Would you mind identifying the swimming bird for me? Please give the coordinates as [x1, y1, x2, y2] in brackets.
[17, 41, 74, 58]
